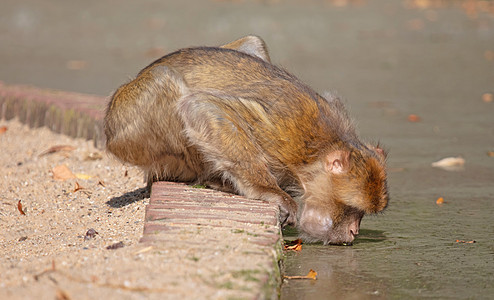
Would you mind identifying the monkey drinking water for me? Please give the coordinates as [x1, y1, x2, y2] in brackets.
[104, 36, 389, 245]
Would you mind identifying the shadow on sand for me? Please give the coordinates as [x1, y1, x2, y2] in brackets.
[106, 187, 150, 208]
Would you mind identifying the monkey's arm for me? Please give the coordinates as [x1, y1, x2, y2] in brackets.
[177, 91, 297, 226]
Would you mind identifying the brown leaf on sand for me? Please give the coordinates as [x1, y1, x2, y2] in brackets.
[0, 126, 7, 135]
[73, 181, 85, 192]
[284, 269, 317, 280]
[52, 165, 76, 180]
[39, 145, 76, 157]
[17, 200, 26, 215]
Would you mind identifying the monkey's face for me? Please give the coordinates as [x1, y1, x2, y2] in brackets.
[299, 201, 364, 245]
[298, 147, 389, 245]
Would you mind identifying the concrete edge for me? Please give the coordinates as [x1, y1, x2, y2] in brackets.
[143, 181, 285, 299]
[0, 81, 107, 148]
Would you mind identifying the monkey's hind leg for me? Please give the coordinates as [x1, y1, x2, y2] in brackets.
[177, 91, 298, 226]
[105, 64, 203, 186]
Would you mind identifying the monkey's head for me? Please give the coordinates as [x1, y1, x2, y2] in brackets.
[298, 145, 389, 245]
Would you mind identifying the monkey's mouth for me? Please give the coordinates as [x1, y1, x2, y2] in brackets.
[323, 231, 357, 246]
[325, 241, 353, 246]
[340, 241, 353, 246]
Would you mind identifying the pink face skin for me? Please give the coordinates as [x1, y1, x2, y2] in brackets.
[299, 202, 364, 245]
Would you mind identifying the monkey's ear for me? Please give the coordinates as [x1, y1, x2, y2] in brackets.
[367, 143, 388, 160]
[220, 35, 271, 63]
[325, 150, 351, 174]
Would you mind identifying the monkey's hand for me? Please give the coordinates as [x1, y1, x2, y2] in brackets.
[276, 192, 298, 227]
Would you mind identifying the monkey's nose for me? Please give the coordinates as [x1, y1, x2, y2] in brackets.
[348, 218, 360, 239]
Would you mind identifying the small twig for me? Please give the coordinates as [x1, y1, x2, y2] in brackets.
[39, 145, 75, 157]
[17, 200, 26, 215]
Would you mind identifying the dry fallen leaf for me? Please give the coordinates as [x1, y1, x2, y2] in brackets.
[287, 243, 302, 251]
[482, 93, 493, 103]
[456, 239, 476, 244]
[17, 200, 26, 215]
[75, 173, 92, 180]
[408, 114, 421, 122]
[432, 156, 465, 170]
[285, 239, 302, 251]
[0, 126, 7, 135]
[306, 269, 317, 280]
[284, 269, 317, 280]
[73, 181, 85, 192]
[39, 145, 76, 156]
[436, 197, 444, 204]
[52, 165, 76, 180]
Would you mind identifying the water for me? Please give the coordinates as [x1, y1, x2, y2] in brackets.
[282, 176, 494, 298]
[282, 1, 494, 298]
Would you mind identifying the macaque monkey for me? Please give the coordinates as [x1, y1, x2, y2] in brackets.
[104, 35, 389, 245]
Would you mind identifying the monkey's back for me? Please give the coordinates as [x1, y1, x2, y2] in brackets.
[144, 47, 336, 165]
[106, 46, 356, 184]
[143, 47, 300, 96]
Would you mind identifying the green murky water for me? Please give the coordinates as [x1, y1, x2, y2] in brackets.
[282, 181, 494, 299]
[280, 1, 494, 298]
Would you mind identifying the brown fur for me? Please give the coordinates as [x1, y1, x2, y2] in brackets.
[104, 36, 389, 245]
